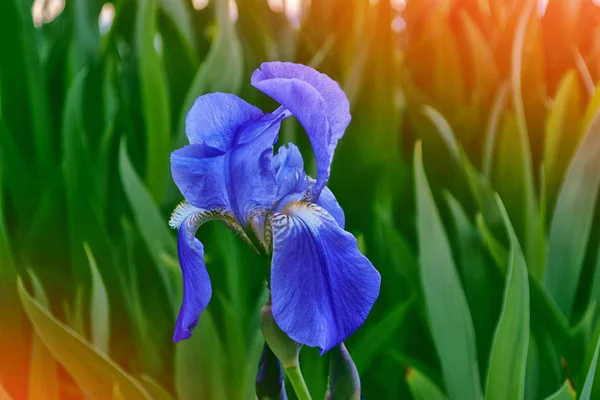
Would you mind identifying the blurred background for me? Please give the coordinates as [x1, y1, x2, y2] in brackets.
[3, 0, 600, 398]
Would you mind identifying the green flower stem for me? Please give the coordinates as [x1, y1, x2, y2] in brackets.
[285, 365, 311, 400]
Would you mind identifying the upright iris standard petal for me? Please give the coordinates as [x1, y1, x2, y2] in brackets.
[269, 203, 380, 354]
[172, 94, 288, 224]
[272, 143, 309, 207]
[185, 93, 264, 149]
[251, 62, 351, 200]
[172, 209, 212, 342]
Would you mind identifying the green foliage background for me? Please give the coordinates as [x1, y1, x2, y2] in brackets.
[3, 0, 600, 398]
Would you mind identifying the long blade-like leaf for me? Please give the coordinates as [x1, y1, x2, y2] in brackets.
[485, 196, 530, 400]
[414, 142, 483, 399]
[544, 109, 600, 319]
[17, 279, 152, 400]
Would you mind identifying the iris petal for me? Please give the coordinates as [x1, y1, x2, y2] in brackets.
[170, 202, 250, 341]
[185, 93, 264, 150]
[269, 203, 380, 354]
[272, 143, 308, 202]
[172, 94, 288, 224]
[316, 186, 345, 229]
[251, 62, 351, 201]
[173, 212, 212, 342]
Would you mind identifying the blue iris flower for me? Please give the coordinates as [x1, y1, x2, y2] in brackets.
[169, 62, 381, 354]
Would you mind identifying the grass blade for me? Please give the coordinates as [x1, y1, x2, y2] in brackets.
[119, 141, 176, 311]
[352, 299, 414, 373]
[175, 310, 227, 400]
[485, 196, 530, 400]
[414, 142, 483, 399]
[406, 369, 448, 400]
[580, 334, 600, 400]
[84, 243, 110, 354]
[544, 109, 600, 319]
[17, 279, 152, 400]
[136, 0, 172, 200]
[543, 382, 574, 400]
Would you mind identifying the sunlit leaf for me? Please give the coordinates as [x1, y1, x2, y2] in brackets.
[544, 70, 583, 208]
[508, 0, 541, 278]
[175, 310, 227, 400]
[0, 382, 13, 400]
[141, 375, 174, 400]
[26, 272, 59, 400]
[17, 278, 152, 399]
[544, 109, 600, 319]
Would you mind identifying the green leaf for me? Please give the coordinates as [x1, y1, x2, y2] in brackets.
[544, 108, 600, 319]
[482, 85, 509, 179]
[352, 298, 414, 373]
[175, 310, 227, 400]
[157, 0, 195, 49]
[543, 382, 574, 400]
[27, 274, 59, 400]
[17, 278, 152, 400]
[544, 70, 583, 208]
[0, 0, 54, 172]
[485, 196, 530, 400]
[119, 141, 176, 311]
[421, 105, 459, 161]
[407, 369, 448, 400]
[444, 192, 502, 378]
[580, 334, 600, 400]
[414, 142, 483, 399]
[173, 0, 244, 150]
[136, 0, 172, 200]
[507, 0, 541, 278]
[84, 243, 110, 354]
[66, 0, 100, 77]
[141, 375, 174, 400]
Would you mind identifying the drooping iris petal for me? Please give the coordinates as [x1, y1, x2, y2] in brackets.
[173, 210, 212, 342]
[251, 62, 351, 201]
[172, 94, 288, 224]
[269, 203, 380, 354]
[316, 186, 345, 229]
[170, 202, 250, 341]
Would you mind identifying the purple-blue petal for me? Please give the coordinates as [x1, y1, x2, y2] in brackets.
[185, 93, 264, 150]
[316, 186, 345, 229]
[173, 217, 212, 342]
[251, 62, 351, 201]
[269, 203, 380, 354]
[172, 101, 287, 223]
[272, 143, 309, 202]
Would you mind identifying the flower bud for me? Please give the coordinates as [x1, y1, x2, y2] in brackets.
[260, 300, 302, 368]
[325, 343, 361, 400]
[256, 342, 288, 400]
